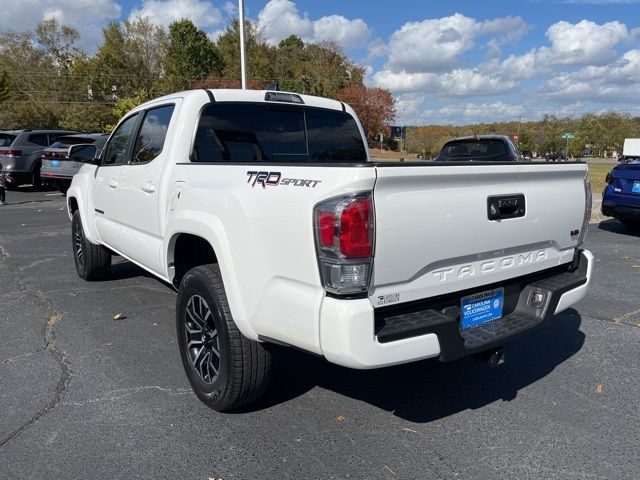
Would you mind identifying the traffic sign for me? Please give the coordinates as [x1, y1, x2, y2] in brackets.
[512, 134, 519, 142]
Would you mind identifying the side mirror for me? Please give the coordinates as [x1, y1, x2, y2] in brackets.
[68, 144, 98, 164]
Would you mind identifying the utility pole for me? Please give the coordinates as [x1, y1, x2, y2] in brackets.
[517, 113, 522, 149]
[238, 0, 247, 89]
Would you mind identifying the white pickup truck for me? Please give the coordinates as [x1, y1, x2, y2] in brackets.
[67, 89, 593, 411]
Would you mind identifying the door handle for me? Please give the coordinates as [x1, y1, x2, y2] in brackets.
[141, 181, 156, 193]
[108, 178, 118, 188]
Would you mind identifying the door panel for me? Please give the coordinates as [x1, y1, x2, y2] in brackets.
[90, 113, 140, 247]
[111, 104, 177, 274]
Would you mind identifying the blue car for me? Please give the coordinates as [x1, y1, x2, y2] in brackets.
[602, 161, 640, 227]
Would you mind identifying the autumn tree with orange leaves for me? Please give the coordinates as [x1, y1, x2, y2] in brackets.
[335, 85, 396, 141]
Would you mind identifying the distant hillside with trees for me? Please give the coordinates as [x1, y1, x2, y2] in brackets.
[407, 112, 640, 158]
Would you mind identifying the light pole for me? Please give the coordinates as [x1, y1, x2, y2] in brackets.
[238, 0, 247, 89]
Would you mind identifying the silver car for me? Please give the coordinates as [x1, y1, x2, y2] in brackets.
[40, 133, 109, 194]
[0, 129, 79, 187]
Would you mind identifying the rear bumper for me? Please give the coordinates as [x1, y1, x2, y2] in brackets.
[41, 172, 73, 186]
[601, 204, 640, 221]
[319, 250, 592, 369]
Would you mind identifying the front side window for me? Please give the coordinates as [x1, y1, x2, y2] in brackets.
[102, 114, 139, 165]
[192, 103, 366, 163]
[132, 105, 175, 164]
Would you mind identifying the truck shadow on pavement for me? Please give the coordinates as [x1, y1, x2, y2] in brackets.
[597, 219, 640, 237]
[255, 310, 585, 423]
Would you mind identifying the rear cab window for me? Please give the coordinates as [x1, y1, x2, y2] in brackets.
[50, 137, 96, 149]
[440, 140, 507, 160]
[192, 102, 366, 163]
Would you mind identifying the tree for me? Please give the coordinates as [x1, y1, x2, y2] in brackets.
[163, 19, 222, 91]
[278, 35, 304, 49]
[335, 86, 395, 140]
[91, 18, 167, 101]
[0, 71, 10, 103]
[36, 19, 82, 72]
[217, 18, 274, 85]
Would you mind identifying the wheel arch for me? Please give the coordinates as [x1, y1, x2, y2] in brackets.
[165, 215, 257, 341]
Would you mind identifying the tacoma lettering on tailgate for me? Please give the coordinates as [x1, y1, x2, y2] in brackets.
[432, 249, 549, 282]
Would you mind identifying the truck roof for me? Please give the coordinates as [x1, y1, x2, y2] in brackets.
[135, 89, 347, 113]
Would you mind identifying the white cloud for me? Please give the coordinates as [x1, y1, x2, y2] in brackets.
[541, 48, 640, 102]
[128, 0, 224, 30]
[257, 0, 371, 50]
[385, 13, 531, 73]
[0, 0, 122, 53]
[373, 68, 518, 97]
[543, 19, 631, 66]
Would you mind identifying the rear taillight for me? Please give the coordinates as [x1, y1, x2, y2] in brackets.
[314, 192, 374, 295]
[1, 150, 22, 157]
[605, 172, 613, 185]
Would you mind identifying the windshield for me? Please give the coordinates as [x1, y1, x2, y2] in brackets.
[0, 134, 16, 147]
[440, 140, 507, 159]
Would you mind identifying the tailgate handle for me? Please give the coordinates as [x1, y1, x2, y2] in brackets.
[488, 194, 525, 220]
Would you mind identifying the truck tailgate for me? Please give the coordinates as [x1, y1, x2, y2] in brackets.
[370, 163, 588, 307]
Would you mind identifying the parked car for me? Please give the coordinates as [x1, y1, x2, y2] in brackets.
[522, 150, 533, 161]
[0, 129, 79, 187]
[602, 162, 640, 228]
[545, 151, 560, 161]
[67, 89, 592, 411]
[434, 135, 523, 162]
[41, 133, 110, 194]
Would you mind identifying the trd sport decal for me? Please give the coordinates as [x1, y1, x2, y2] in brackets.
[246, 171, 322, 189]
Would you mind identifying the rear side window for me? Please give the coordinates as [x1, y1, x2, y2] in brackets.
[132, 105, 175, 164]
[28, 133, 48, 146]
[0, 134, 15, 147]
[192, 102, 365, 163]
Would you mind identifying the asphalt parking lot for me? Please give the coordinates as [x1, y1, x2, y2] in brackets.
[1, 187, 639, 480]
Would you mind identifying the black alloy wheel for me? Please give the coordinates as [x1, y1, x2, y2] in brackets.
[184, 294, 221, 384]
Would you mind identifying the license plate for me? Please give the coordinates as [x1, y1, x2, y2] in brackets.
[632, 181, 640, 193]
[50, 160, 61, 167]
[460, 287, 504, 330]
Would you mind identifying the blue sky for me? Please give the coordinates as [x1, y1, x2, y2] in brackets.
[1, 0, 639, 124]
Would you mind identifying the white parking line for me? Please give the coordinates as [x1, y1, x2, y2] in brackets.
[45, 193, 62, 196]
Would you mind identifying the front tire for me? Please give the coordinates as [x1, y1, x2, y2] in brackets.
[176, 264, 271, 411]
[71, 210, 111, 280]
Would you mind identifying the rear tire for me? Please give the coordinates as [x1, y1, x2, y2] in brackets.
[32, 168, 42, 189]
[176, 264, 271, 411]
[72, 210, 111, 280]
